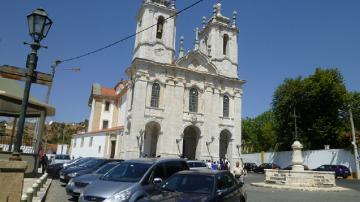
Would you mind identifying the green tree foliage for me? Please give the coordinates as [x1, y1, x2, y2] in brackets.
[272, 68, 349, 150]
[242, 111, 277, 152]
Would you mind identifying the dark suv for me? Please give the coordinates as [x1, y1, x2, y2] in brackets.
[244, 163, 257, 172]
[79, 158, 189, 202]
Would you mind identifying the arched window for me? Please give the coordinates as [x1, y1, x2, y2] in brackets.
[189, 88, 198, 112]
[223, 34, 229, 55]
[223, 95, 229, 117]
[151, 83, 160, 108]
[156, 16, 165, 39]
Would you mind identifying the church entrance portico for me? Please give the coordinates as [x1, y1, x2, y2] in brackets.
[219, 129, 232, 160]
[143, 121, 161, 158]
[182, 125, 201, 160]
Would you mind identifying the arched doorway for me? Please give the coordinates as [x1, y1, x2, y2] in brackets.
[219, 130, 231, 160]
[143, 121, 161, 158]
[182, 125, 200, 160]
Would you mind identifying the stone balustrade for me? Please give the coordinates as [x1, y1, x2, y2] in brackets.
[20, 173, 48, 202]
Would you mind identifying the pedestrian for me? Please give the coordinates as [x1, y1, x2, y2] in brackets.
[233, 161, 246, 183]
[206, 160, 212, 169]
[40, 154, 48, 174]
[211, 161, 218, 170]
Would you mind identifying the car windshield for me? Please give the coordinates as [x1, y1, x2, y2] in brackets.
[79, 159, 103, 168]
[161, 174, 214, 194]
[94, 163, 119, 175]
[101, 162, 151, 182]
[55, 155, 70, 160]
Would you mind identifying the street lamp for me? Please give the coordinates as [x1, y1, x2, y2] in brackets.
[45, 60, 80, 104]
[11, 8, 52, 160]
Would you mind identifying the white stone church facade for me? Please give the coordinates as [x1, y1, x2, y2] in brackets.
[70, 0, 245, 166]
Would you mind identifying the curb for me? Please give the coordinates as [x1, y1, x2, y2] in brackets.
[33, 179, 52, 202]
[250, 182, 350, 192]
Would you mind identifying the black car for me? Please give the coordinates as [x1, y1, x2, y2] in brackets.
[253, 163, 280, 173]
[313, 164, 351, 178]
[141, 170, 247, 202]
[59, 158, 119, 183]
[244, 163, 257, 172]
[47, 157, 93, 178]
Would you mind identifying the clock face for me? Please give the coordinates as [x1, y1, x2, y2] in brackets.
[154, 48, 165, 56]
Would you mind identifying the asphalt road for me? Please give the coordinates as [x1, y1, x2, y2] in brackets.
[46, 173, 360, 202]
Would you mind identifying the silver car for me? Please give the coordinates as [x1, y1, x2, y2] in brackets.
[79, 158, 189, 202]
[66, 161, 122, 198]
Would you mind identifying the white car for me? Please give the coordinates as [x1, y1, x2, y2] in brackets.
[186, 160, 209, 170]
[49, 154, 71, 165]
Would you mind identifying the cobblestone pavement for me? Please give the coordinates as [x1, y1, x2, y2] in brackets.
[45, 173, 360, 202]
[45, 179, 74, 202]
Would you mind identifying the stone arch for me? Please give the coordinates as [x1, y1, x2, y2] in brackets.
[143, 121, 161, 158]
[219, 129, 232, 160]
[182, 125, 201, 160]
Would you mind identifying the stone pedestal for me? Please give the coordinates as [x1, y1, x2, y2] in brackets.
[0, 160, 28, 202]
[291, 140, 304, 171]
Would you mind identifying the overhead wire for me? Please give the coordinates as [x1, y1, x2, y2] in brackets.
[60, 0, 206, 63]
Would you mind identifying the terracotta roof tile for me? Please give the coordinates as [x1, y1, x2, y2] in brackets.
[101, 87, 116, 97]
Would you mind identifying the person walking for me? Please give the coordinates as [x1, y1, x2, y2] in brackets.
[233, 161, 245, 183]
[40, 154, 48, 174]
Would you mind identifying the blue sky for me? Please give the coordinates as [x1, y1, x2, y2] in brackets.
[1, 0, 359, 122]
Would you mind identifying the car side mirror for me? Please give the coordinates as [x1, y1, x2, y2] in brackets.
[153, 178, 163, 184]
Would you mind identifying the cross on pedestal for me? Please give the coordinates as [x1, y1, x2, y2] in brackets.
[291, 108, 300, 140]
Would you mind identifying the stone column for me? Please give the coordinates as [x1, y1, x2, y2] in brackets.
[291, 140, 304, 171]
[0, 160, 27, 202]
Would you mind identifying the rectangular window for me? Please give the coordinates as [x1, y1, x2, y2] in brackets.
[89, 137, 93, 147]
[98, 146, 102, 153]
[105, 101, 110, 111]
[103, 120, 109, 129]
[81, 137, 84, 147]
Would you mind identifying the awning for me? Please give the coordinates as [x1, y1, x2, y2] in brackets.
[0, 78, 55, 117]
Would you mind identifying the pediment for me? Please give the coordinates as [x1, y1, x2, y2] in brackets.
[176, 50, 218, 74]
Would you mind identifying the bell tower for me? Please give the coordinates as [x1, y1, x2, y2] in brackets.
[199, 3, 239, 78]
[133, 0, 177, 64]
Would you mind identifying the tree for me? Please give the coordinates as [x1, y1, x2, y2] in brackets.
[272, 68, 349, 150]
[242, 111, 277, 152]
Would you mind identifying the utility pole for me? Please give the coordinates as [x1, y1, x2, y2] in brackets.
[349, 108, 360, 180]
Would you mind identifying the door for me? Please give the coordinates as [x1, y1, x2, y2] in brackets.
[216, 173, 238, 202]
[110, 140, 116, 159]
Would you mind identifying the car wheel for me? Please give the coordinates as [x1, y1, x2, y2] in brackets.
[240, 196, 246, 202]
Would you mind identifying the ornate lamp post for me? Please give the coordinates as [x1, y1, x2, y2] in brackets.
[10, 8, 53, 160]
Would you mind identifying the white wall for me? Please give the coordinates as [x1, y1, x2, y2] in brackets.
[88, 99, 96, 132]
[56, 144, 68, 154]
[118, 95, 127, 126]
[100, 100, 114, 129]
[241, 148, 360, 172]
[70, 134, 107, 159]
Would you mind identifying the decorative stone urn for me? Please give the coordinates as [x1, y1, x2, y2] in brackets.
[291, 140, 304, 171]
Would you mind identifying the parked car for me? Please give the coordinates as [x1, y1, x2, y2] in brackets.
[313, 164, 351, 178]
[49, 154, 71, 164]
[244, 162, 257, 172]
[253, 163, 280, 173]
[79, 158, 189, 202]
[66, 161, 122, 198]
[47, 157, 93, 178]
[140, 170, 247, 202]
[187, 160, 208, 170]
[282, 164, 309, 170]
[60, 158, 118, 183]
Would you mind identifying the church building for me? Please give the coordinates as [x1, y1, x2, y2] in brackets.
[70, 0, 245, 166]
